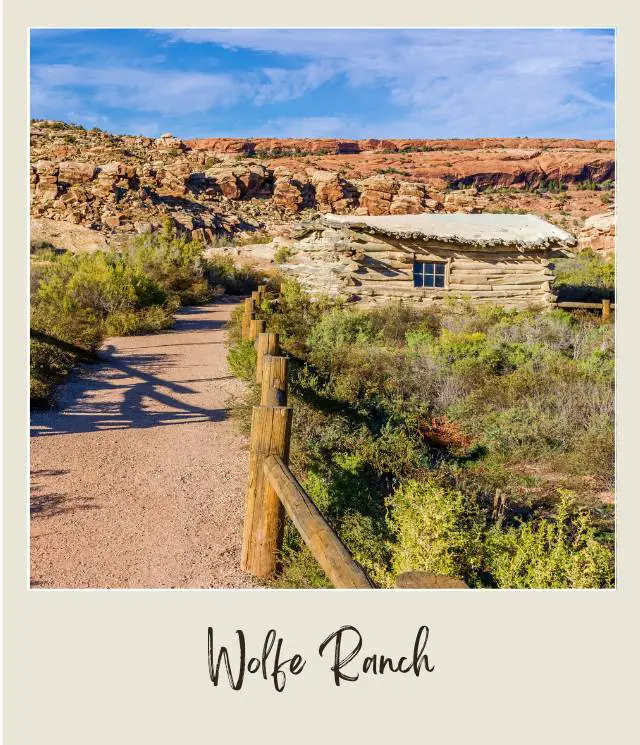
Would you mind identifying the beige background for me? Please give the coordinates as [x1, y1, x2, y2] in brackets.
[4, 3, 638, 742]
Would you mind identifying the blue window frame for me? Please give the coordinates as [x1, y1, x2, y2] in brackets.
[413, 261, 446, 288]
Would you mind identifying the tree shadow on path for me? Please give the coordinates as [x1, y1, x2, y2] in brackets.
[30, 468, 100, 518]
[31, 345, 231, 437]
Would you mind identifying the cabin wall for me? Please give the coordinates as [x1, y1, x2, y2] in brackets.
[343, 237, 554, 308]
[289, 230, 555, 308]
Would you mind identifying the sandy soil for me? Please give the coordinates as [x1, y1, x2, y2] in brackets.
[30, 299, 256, 588]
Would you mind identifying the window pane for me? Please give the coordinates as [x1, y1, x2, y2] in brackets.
[414, 262, 446, 288]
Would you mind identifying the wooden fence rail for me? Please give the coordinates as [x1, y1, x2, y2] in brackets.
[238, 285, 467, 589]
[263, 455, 375, 588]
[551, 298, 614, 319]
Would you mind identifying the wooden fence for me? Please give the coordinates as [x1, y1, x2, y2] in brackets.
[552, 298, 614, 319]
[239, 285, 467, 590]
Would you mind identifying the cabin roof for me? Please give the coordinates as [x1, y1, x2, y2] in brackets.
[322, 213, 576, 250]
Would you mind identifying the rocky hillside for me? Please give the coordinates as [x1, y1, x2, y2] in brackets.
[30, 120, 615, 253]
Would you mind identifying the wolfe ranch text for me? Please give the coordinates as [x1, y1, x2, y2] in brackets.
[207, 625, 435, 691]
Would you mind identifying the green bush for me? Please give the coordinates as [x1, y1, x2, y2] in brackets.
[30, 218, 263, 406]
[553, 249, 614, 300]
[387, 479, 486, 585]
[226, 281, 615, 588]
[486, 493, 614, 588]
[274, 246, 296, 264]
[227, 339, 257, 381]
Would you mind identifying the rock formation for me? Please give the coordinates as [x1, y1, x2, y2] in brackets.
[29, 120, 615, 253]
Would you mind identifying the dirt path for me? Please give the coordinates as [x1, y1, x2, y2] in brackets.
[30, 299, 256, 588]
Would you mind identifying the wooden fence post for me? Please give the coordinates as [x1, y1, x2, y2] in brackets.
[249, 318, 266, 341]
[241, 406, 292, 578]
[255, 332, 279, 383]
[602, 298, 611, 320]
[242, 298, 255, 340]
[261, 355, 289, 407]
[263, 455, 374, 588]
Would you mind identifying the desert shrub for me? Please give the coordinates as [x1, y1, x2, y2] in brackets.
[227, 282, 614, 588]
[553, 249, 614, 300]
[234, 230, 272, 246]
[30, 218, 261, 405]
[260, 279, 335, 355]
[29, 337, 79, 405]
[387, 479, 487, 585]
[124, 219, 211, 303]
[205, 254, 260, 295]
[368, 301, 439, 344]
[104, 305, 174, 336]
[485, 493, 614, 588]
[274, 246, 296, 264]
[274, 528, 332, 589]
[227, 339, 257, 381]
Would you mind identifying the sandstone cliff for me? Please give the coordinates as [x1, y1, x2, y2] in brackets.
[30, 121, 615, 253]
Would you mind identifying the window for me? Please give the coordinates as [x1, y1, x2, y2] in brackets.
[413, 261, 446, 288]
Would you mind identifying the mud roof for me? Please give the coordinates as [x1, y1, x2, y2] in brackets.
[322, 213, 576, 250]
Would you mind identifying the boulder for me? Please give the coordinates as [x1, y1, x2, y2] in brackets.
[58, 160, 96, 184]
[389, 196, 424, 214]
[34, 160, 59, 177]
[273, 178, 304, 211]
[155, 133, 186, 151]
[444, 189, 490, 213]
[311, 170, 358, 213]
[578, 211, 615, 255]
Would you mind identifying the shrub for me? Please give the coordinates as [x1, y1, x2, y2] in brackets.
[104, 305, 174, 336]
[274, 246, 295, 264]
[553, 249, 614, 301]
[30, 218, 263, 405]
[387, 479, 487, 585]
[486, 492, 614, 588]
[227, 283, 614, 588]
[227, 339, 257, 381]
[205, 253, 260, 295]
[124, 219, 210, 303]
[234, 231, 272, 246]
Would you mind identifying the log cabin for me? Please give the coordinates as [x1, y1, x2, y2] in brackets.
[285, 213, 576, 308]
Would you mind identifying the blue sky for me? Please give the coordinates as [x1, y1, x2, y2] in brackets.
[30, 28, 615, 140]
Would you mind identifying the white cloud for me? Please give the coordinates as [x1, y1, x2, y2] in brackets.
[253, 62, 337, 105]
[30, 58, 336, 117]
[31, 29, 614, 138]
[158, 28, 614, 137]
[252, 115, 360, 138]
[31, 64, 247, 115]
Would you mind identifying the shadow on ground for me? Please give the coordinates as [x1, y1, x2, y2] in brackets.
[30, 468, 99, 518]
[31, 305, 235, 437]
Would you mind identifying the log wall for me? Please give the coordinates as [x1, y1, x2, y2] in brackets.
[346, 237, 554, 308]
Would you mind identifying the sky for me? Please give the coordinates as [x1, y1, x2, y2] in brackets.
[30, 28, 615, 140]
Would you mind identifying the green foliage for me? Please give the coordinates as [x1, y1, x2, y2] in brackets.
[553, 249, 614, 299]
[387, 479, 486, 585]
[226, 282, 615, 589]
[204, 253, 260, 295]
[227, 339, 257, 381]
[30, 218, 262, 405]
[273, 246, 296, 264]
[124, 218, 212, 304]
[486, 493, 614, 588]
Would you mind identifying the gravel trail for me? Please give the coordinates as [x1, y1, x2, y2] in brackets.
[30, 299, 256, 588]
